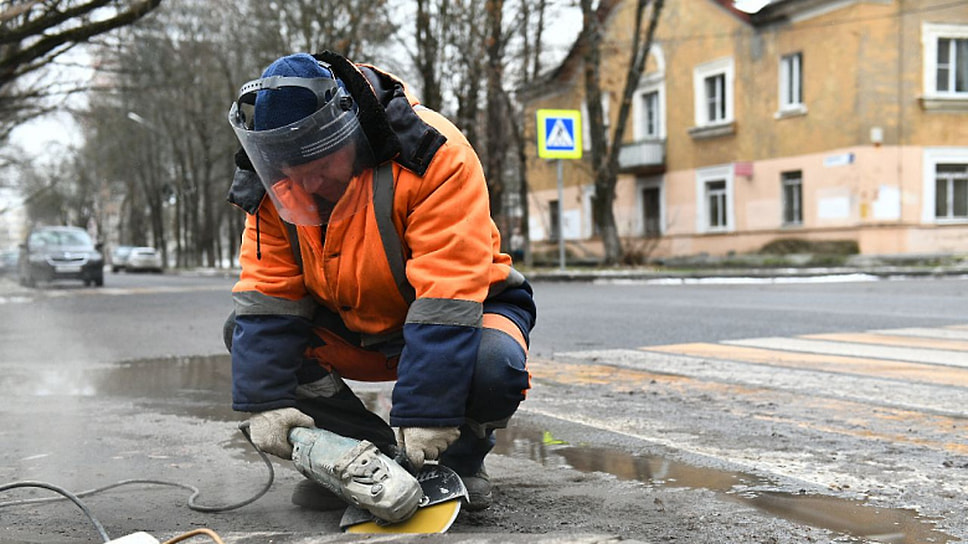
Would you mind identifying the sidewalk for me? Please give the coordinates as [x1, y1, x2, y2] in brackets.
[523, 252, 968, 282]
[2, 252, 966, 298]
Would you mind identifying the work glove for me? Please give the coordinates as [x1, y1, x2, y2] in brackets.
[396, 427, 461, 471]
[246, 407, 315, 459]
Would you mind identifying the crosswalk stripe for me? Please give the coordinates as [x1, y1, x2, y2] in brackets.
[723, 336, 968, 368]
[556, 347, 967, 417]
[870, 326, 968, 341]
[641, 342, 968, 387]
[801, 332, 968, 352]
[531, 352, 968, 449]
[530, 326, 968, 516]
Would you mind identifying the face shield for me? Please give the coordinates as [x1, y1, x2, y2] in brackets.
[228, 74, 375, 226]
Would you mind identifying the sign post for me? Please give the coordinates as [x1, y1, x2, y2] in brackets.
[536, 109, 582, 271]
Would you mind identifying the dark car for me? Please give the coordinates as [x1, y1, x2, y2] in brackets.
[0, 249, 17, 276]
[18, 226, 104, 287]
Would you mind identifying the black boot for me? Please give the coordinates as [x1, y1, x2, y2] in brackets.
[460, 464, 493, 511]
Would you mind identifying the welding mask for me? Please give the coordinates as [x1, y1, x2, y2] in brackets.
[228, 54, 375, 226]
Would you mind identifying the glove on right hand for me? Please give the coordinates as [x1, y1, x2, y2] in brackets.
[396, 427, 461, 471]
[246, 407, 315, 459]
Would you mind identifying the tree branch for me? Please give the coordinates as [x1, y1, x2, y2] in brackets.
[1, 0, 162, 88]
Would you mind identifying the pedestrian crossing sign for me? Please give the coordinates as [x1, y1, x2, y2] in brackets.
[536, 109, 582, 159]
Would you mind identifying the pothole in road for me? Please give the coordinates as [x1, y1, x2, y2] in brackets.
[494, 425, 953, 544]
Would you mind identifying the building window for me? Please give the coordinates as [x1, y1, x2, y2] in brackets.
[706, 180, 728, 229]
[693, 57, 734, 127]
[641, 90, 661, 138]
[922, 23, 968, 110]
[779, 52, 803, 110]
[935, 164, 968, 219]
[922, 148, 968, 223]
[936, 38, 968, 94]
[696, 165, 733, 232]
[705, 74, 726, 123]
[781, 171, 803, 225]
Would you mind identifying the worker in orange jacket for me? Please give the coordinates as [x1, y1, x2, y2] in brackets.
[225, 52, 536, 514]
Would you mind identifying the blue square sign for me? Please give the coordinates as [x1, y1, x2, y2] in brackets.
[536, 109, 582, 159]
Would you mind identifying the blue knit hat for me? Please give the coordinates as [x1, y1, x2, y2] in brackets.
[254, 53, 336, 131]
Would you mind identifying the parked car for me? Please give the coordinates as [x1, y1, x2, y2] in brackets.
[111, 245, 133, 272]
[0, 249, 18, 276]
[125, 246, 163, 273]
[18, 226, 104, 287]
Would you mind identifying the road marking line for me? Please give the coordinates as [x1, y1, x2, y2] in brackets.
[554, 348, 968, 418]
[723, 337, 968, 368]
[801, 332, 968, 352]
[641, 342, 968, 387]
[528, 356, 968, 454]
[871, 327, 968, 341]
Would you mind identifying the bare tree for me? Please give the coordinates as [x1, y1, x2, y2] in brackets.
[71, 0, 398, 269]
[248, 0, 395, 61]
[580, 0, 663, 264]
[485, 0, 509, 238]
[414, 0, 446, 111]
[395, 0, 552, 257]
[510, 0, 552, 265]
[0, 0, 162, 148]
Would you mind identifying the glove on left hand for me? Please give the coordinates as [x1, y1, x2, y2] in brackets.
[396, 427, 461, 471]
[246, 407, 315, 459]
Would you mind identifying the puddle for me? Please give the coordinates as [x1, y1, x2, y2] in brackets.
[494, 426, 953, 543]
[8, 354, 238, 421]
[12, 356, 952, 542]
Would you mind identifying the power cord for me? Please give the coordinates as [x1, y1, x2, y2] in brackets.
[0, 481, 110, 541]
[0, 427, 273, 542]
[162, 528, 226, 544]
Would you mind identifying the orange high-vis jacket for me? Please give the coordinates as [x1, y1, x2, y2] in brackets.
[227, 58, 536, 428]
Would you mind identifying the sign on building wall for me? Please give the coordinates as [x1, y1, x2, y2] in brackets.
[536, 109, 582, 159]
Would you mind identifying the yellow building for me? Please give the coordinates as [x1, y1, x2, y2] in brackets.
[524, 0, 968, 260]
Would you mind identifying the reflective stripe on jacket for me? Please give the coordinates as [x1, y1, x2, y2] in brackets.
[227, 60, 536, 427]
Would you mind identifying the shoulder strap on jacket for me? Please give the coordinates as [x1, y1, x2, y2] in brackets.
[372, 163, 416, 304]
[284, 221, 302, 269]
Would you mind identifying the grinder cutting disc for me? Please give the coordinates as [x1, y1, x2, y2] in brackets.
[340, 463, 467, 534]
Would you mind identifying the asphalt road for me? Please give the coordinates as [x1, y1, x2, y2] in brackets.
[0, 271, 965, 543]
[530, 275, 968, 357]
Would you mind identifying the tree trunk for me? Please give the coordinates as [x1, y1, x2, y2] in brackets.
[582, 0, 664, 265]
[485, 0, 508, 245]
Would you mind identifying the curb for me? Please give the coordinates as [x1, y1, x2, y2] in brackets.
[523, 265, 968, 282]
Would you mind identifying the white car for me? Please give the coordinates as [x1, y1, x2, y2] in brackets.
[125, 246, 163, 273]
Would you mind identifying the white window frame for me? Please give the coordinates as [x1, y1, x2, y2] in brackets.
[693, 57, 734, 127]
[633, 77, 665, 140]
[778, 52, 806, 116]
[922, 23, 968, 110]
[695, 165, 735, 233]
[923, 147, 968, 224]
